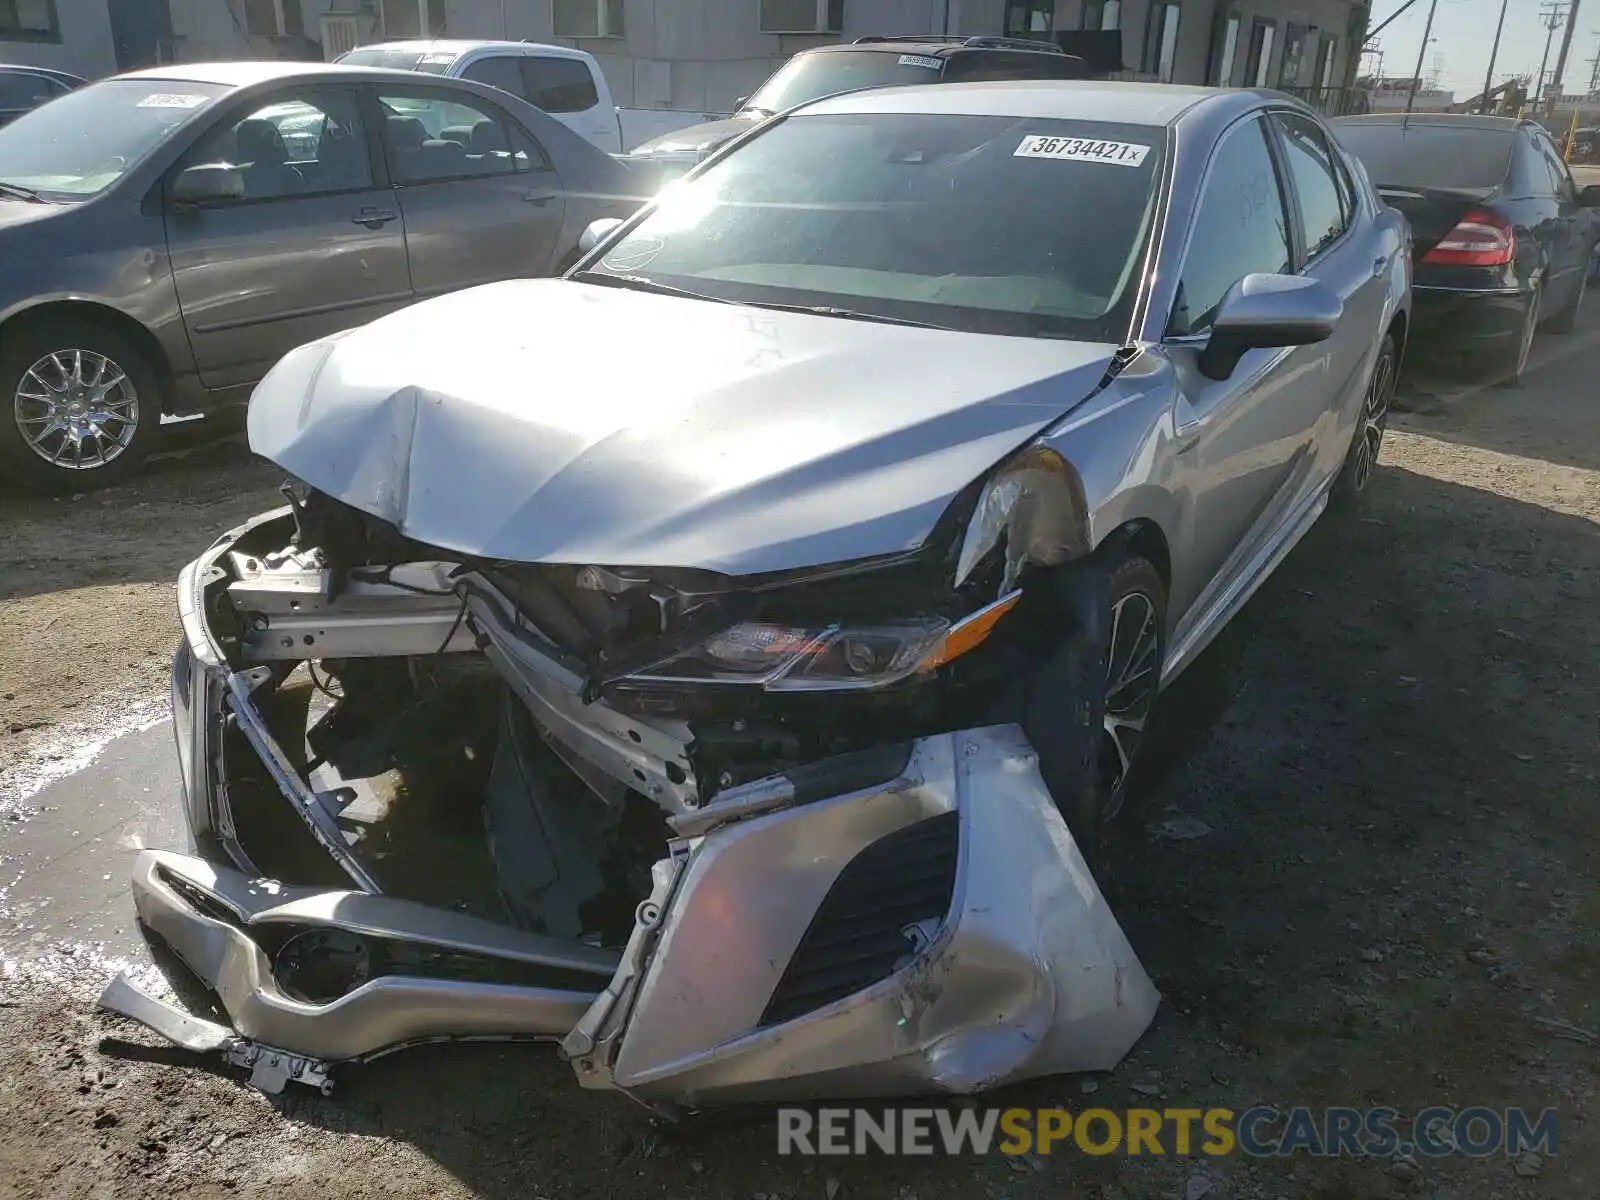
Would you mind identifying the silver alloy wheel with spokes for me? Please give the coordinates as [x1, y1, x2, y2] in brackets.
[1101, 589, 1161, 816]
[1347, 342, 1395, 493]
[13, 348, 140, 470]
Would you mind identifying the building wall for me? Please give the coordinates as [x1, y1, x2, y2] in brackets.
[159, 0, 1369, 110]
[0, 0, 118, 77]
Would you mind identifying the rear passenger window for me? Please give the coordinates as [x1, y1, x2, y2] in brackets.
[1271, 111, 1348, 261]
[1171, 115, 1292, 335]
[460, 56, 527, 101]
[520, 57, 599, 113]
[378, 92, 520, 183]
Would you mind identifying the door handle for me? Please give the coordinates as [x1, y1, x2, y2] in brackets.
[352, 208, 398, 228]
[521, 191, 555, 206]
[1372, 254, 1389, 277]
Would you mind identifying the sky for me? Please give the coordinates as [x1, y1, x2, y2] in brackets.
[1366, 0, 1600, 99]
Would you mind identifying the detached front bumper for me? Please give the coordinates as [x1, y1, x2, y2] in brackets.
[106, 510, 1158, 1107]
[105, 723, 1157, 1106]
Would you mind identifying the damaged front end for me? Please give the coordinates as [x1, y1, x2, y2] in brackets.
[103, 483, 1158, 1108]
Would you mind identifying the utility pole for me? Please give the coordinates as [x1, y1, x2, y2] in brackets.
[1549, 0, 1584, 112]
[1480, 0, 1511, 112]
[1404, 0, 1440, 115]
[1587, 36, 1600, 93]
[1537, 2, 1566, 105]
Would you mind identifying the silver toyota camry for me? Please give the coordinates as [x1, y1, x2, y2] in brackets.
[103, 81, 1409, 1108]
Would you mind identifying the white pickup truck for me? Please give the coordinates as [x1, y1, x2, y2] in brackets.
[336, 39, 727, 155]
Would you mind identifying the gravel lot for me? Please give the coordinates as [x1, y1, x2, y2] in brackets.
[2, 305, 1597, 1199]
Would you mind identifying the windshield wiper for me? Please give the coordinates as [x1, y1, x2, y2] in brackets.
[569, 271, 732, 304]
[738, 301, 951, 330]
[0, 181, 47, 203]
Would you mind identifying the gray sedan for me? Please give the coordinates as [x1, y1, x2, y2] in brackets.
[101, 82, 1411, 1105]
[0, 61, 645, 492]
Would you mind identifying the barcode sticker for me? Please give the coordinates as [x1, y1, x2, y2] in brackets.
[137, 93, 208, 109]
[1013, 135, 1152, 167]
[897, 54, 944, 69]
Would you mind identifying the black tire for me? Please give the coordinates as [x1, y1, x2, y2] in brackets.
[1025, 554, 1167, 868]
[0, 317, 158, 494]
[1331, 332, 1397, 509]
[1544, 269, 1586, 335]
[1474, 284, 1540, 389]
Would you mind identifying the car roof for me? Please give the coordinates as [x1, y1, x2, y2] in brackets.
[0, 63, 85, 82]
[807, 36, 1065, 57]
[345, 39, 592, 62]
[112, 60, 470, 87]
[1331, 112, 1524, 131]
[802, 78, 1250, 126]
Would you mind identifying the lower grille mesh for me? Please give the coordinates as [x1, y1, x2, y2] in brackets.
[759, 810, 959, 1027]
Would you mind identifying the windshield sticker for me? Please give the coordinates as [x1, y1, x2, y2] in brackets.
[1014, 135, 1152, 167]
[897, 54, 945, 69]
[137, 93, 209, 109]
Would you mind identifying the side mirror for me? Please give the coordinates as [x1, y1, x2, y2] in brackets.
[1578, 184, 1600, 207]
[578, 217, 625, 255]
[169, 163, 244, 206]
[732, 95, 749, 110]
[1197, 273, 1343, 382]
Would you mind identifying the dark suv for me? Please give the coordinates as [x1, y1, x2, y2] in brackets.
[625, 35, 1092, 183]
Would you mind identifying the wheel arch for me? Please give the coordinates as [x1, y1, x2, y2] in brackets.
[0, 301, 174, 398]
[1094, 516, 1172, 593]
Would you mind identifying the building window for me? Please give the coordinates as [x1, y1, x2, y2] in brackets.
[1315, 33, 1338, 89]
[1243, 18, 1275, 88]
[1211, 11, 1240, 85]
[757, 0, 843, 34]
[1278, 24, 1308, 87]
[1005, 2, 1053, 37]
[244, 0, 304, 38]
[1144, 2, 1180, 81]
[382, 0, 445, 38]
[1081, 0, 1121, 31]
[0, 0, 59, 41]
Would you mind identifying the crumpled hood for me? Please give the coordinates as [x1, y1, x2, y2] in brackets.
[628, 115, 760, 159]
[248, 279, 1117, 575]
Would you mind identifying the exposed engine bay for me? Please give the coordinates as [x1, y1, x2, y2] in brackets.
[100, 484, 1159, 1110]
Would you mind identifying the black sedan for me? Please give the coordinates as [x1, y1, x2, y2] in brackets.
[0, 63, 84, 127]
[1332, 113, 1600, 387]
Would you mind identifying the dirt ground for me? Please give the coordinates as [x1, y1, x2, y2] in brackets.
[2, 312, 1598, 1199]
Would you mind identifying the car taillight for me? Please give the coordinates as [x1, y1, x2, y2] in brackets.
[1422, 209, 1516, 266]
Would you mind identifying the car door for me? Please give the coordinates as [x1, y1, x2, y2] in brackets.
[519, 55, 618, 152]
[1530, 128, 1585, 309]
[371, 85, 567, 302]
[164, 85, 411, 391]
[1162, 112, 1326, 621]
[1265, 108, 1390, 482]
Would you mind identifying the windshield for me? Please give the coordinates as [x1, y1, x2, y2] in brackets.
[743, 50, 947, 114]
[0, 78, 228, 199]
[585, 113, 1165, 341]
[337, 47, 455, 73]
[1331, 122, 1515, 191]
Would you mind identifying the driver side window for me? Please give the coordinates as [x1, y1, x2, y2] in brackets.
[178, 88, 373, 202]
[1170, 115, 1292, 336]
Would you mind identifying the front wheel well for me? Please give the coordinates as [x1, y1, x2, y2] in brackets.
[1387, 309, 1408, 360]
[1096, 519, 1171, 593]
[0, 302, 173, 406]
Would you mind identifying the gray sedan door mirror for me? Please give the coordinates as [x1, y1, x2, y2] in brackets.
[1198, 273, 1343, 382]
[169, 164, 245, 206]
[578, 217, 625, 256]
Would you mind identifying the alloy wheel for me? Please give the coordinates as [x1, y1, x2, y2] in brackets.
[12, 348, 140, 471]
[1100, 590, 1161, 817]
[1348, 344, 1395, 493]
